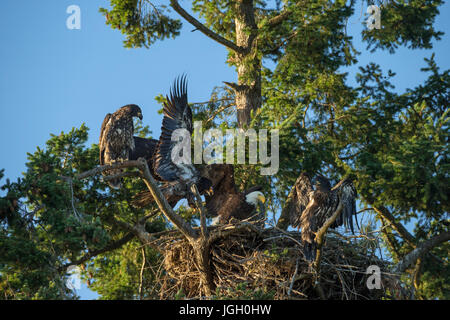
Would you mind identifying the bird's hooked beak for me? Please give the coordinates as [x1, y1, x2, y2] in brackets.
[257, 193, 266, 204]
[137, 112, 143, 120]
[205, 186, 214, 197]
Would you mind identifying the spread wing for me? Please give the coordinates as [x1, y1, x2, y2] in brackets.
[332, 178, 358, 233]
[130, 136, 158, 161]
[153, 75, 193, 181]
[243, 185, 262, 195]
[99, 113, 112, 165]
[290, 172, 314, 228]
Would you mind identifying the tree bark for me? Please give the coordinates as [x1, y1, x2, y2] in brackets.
[394, 231, 450, 273]
[229, 0, 262, 128]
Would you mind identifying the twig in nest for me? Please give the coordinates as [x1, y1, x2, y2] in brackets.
[190, 184, 208, 239]
[288, 257, 300, 297]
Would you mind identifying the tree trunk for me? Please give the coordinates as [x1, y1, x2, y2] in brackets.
[233, 0, 261, 128]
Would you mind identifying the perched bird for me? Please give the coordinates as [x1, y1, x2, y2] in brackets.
[201, 164, 266, 225]
[99, 104, 143, 189]
[132, 76, 212, 208]
[289, 173, 357, 261]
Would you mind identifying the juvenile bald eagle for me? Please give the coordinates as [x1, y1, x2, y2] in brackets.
[132, 76, 212, 207]
[290, 173, 357, 261]
[99, 104, 143, 189]
[201, 164, 266, 225]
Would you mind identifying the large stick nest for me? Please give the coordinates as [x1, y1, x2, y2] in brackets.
[154, 222, 405, 300]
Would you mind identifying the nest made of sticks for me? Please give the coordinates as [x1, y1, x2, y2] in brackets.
[154, 222, 404, 300]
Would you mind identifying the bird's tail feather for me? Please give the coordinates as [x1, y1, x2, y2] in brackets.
[131, 186, 181, 208]
[303, 242, 317, 261]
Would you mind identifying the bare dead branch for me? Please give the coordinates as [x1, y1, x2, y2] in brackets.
[139, 247, 146, 300]
[137, 158, 199, 240]
[373, 206, 416, 247]
[169, 0, 243, 53]
[76, 160, 143, 180]
[190, 184, 208, 239]
[394, 231, 450, 273]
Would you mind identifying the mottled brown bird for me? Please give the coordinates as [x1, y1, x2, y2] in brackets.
[99, 104, 143, 189]
[290, 173, 357, 261]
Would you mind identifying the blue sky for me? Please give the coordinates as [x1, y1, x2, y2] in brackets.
[0, 0, 448, 299]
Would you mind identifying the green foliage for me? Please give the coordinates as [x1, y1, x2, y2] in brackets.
[98, 0, 447, 299]
[1, 0, 447, 300]
[99, 0, 182, 48]
[362, 0, 444, 53]
[0, 124, 165, 299]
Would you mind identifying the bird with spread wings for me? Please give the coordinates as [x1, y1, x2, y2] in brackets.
[289, 173, 358, 261]
[132, 76, 212, 207]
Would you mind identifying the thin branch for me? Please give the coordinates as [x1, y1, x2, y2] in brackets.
[288, 257, 300, 297]
[373, 206, 416, 247]
[205, 103, 235, 124]
[190, 184, 208, 239]
[169, 0, 243, 53]
[137, 158, 199, 240]
[139, 247, 146, 300]
[76, 160, 143, 180]
[266, 9, 293, 27]
[191, 97, 234, 106]
[69, 159, 198, 241]
[313, 201, 344, 270]
[394, 231, 450, 273]
[59, 232, 135, 272]
[111, 216, 161, 252]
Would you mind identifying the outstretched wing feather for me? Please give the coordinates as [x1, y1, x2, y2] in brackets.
[153, 76, 192, 181]
[290, 173, 314, 228]
[335, 179, 357, 233]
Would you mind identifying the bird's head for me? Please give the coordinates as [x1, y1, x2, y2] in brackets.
[197, 177, 214, 196]
[246, 191, 266, 225]
[122, 104, 143, 120]
[314, 175, 331, 192]
[245, 191, 266, 207]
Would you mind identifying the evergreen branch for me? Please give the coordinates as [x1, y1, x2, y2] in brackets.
[169, 0, 243, 53]
[111, 217, 161, 252]
[263, 1, 305, 28]
[64, 159, 199, 241]
[59, 232, 135, 272]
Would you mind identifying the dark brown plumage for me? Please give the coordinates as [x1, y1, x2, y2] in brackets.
[290, 173, 357, 261]
[201, 164, 265, 225]
[99, 104, 143, 189]
[131, 76, 212, 208]
[129, 136, 159, 162]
